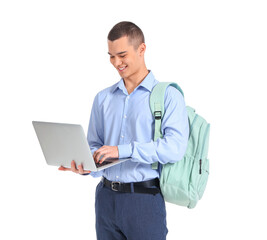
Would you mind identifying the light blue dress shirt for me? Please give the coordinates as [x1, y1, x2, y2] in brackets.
[87, 71, 189, 183]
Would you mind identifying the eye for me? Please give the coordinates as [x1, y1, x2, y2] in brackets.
[120, 55, 126, 58]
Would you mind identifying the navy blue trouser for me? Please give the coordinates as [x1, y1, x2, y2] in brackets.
[95, 181, 168, 240]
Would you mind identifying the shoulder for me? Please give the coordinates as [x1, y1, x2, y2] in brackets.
[162, 84, 187, 113]
[94, 81, 119, 105]
[165, 85, 184, 103]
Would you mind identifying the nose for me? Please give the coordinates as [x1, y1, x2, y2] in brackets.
[113, 57, 122, 67]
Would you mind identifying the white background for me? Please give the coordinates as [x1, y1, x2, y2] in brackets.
[1, 0, 267, 239]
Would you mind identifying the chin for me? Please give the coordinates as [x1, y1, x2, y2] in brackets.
[118, 71, 129, 78]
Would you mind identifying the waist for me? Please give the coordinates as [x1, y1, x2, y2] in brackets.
[102, 161, 159, 182]
[102, 177, 160, 195]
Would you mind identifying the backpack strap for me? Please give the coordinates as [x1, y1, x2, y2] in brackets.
[150, 82, 184, 170]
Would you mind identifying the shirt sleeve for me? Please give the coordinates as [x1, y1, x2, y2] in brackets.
[86, 94, 104, 178]
[118, 86, 189, 165]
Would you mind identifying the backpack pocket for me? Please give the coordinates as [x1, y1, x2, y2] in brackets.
[188, 157, 209, 208]
[160, 155, 195, 206]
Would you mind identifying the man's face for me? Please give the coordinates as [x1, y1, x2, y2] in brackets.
[108, 36, 144, 80]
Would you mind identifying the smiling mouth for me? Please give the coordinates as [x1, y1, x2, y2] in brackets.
[118, 66, 127, 72]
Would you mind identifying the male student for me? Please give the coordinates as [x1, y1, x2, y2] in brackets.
[59, 21, 189, 240]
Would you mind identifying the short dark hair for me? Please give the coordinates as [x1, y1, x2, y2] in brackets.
[108, 21, 145, 50]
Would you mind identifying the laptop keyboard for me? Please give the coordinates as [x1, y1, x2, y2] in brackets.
[95, 160, 113, 168]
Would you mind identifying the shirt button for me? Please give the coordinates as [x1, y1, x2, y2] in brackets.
[121, 135, 124, 138]
[116, 176, 119, 179]
[124, 115, 127, 118]
[126, 96, 130, 100]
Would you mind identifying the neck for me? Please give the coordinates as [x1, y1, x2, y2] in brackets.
[123, 67, 149, 94]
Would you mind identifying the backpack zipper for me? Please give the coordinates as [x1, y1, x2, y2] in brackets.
[199, 124, 210, 175]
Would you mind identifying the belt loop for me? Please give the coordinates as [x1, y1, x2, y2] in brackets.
[130, 182, 134, 193]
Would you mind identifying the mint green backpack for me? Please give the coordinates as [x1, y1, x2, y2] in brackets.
[150, 82, 210, 209]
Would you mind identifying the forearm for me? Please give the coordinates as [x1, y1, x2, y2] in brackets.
[118, 131, 188, 165]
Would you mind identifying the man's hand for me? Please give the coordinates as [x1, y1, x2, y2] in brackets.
[93, 145, 119, 164]
[58, 160, 91, 175]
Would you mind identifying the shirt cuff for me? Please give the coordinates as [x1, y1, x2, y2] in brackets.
[118, 143, 132, 158]
[90, 170, 103, 178]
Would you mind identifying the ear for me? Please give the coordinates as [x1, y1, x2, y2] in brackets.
[139, 43, 146, 56]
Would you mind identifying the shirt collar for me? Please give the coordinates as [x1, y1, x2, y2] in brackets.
[112, 70, 157, 94]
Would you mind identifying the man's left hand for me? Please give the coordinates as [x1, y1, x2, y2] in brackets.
[93, 145, 119, 164]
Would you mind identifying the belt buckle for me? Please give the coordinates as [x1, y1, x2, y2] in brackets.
[111, 181, 120, 191]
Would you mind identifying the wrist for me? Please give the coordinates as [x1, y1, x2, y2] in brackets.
[117, 143, 132, 158]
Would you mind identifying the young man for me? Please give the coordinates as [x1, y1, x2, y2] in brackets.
[59, 21, 189, 240]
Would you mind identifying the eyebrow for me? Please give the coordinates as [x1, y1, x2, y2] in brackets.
[108, 51, 127, 56]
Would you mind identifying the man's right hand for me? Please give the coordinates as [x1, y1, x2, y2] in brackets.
[58, 160, 91, 175]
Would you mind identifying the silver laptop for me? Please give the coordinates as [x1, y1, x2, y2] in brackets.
[32, 121, 131, 171]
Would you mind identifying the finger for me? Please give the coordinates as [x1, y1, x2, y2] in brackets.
[93, 152, 99, 162]
[96, 153, 106, 163]
[99, 155, 105, 164]
[94, 151, 101, 163]
[77, 165, 91, 174]
[93, 146, 106, 161]
[94, 149, 104, 162]
[58, 166, 71, 171]
[77, 164, 84, 174]
[99, 154, 109, 164]
[71, 160, 78, 173]
[78, 164, 91, 174]
[96, 149, 109, 163]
